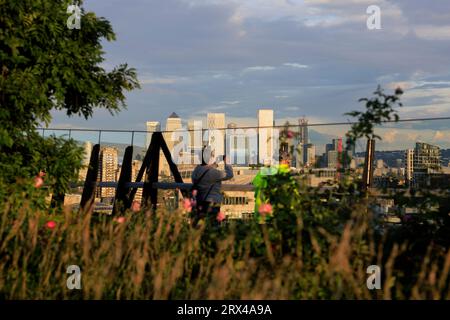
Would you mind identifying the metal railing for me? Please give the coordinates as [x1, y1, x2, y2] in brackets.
[96, 181, 254, 192]
[44, 116, 450, 214]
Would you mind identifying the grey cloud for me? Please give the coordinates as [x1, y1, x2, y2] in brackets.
[48, 0, 450, 134]
[392, 0, 450, 26]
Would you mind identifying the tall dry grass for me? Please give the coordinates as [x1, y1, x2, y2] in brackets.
[0, 195, 449, 300]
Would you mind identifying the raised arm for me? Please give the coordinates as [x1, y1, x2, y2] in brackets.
[211, 164, 234, 182]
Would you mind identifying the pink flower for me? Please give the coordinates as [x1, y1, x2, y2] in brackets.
[216, 211, 226, 222]
[46, 220, 56, 229]
[131, 201, 141, 212]
[39, 171, 46, 177]
[258, 203, 273, 216]
[183, 199, 192, 213]
[286, 130, 294, 139]
[34, 176, 44, 188]
[192, 189, 198, 197]
[114, 216, 126, 224]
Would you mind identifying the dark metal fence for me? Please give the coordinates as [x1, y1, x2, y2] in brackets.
[39, 116, 450, 214]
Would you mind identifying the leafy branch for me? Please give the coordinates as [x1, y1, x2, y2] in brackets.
[345, 86, 403, 150]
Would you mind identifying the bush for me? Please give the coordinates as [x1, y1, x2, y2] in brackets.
[0, 188, 449, 299]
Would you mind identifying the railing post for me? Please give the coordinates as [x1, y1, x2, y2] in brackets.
[159, 134, 185, 184]
[159, 132, 186, 205]
[129, 131, 157, 205]
[113, 145, 133, 215]
[142, 132, 162, 210]
[362, 138, 375, 192]
[79, 144, 100, 214]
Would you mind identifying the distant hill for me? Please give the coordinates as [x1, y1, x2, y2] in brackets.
[356, 149, 450, 167]
[373, 150, 406, 167]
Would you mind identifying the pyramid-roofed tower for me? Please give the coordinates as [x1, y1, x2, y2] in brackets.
[168, 112, 180, 119]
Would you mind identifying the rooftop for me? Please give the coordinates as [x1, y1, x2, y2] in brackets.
[168, 112, 180, 119]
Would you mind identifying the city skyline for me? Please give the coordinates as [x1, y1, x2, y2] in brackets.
[80, 110, 450, 176]
[43, 107, 450, 155]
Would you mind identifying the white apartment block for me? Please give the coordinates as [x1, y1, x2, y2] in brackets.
[206, 113, 226, 159]
[257, 109, 275, 165]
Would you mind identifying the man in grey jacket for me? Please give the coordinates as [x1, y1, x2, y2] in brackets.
[191, 154, 233, 225]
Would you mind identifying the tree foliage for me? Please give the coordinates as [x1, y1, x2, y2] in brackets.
[0, 0, 139, 187]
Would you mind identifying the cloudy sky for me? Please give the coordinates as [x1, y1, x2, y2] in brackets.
[49, 0, 450, 150]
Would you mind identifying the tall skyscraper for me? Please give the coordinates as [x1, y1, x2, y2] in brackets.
[298, 117, 309, 145]
[145, 121, 161, 149]
[305, 143, 316, 168]
[405, 142, 441, 187]
[294, 117, 310, 166]
[227, 122, 252, 166]
[325, 138, 343, 169]
[332, 138, 342, 152]
[161, 112, 182, 175]
[188, 119, 203, 165]
[325, 143, 334, 153]
[207, 113, 226, 159]
[98, 146, 118, 200]
[257, 109, 275, 165]
[293, 142, 303, 168]
[414, 142, 441, 172]
[207, 113, 226, 129]
[327, 150, 338, 168]
[78, 141, 92, 181]
[131, 160, 143, 204]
